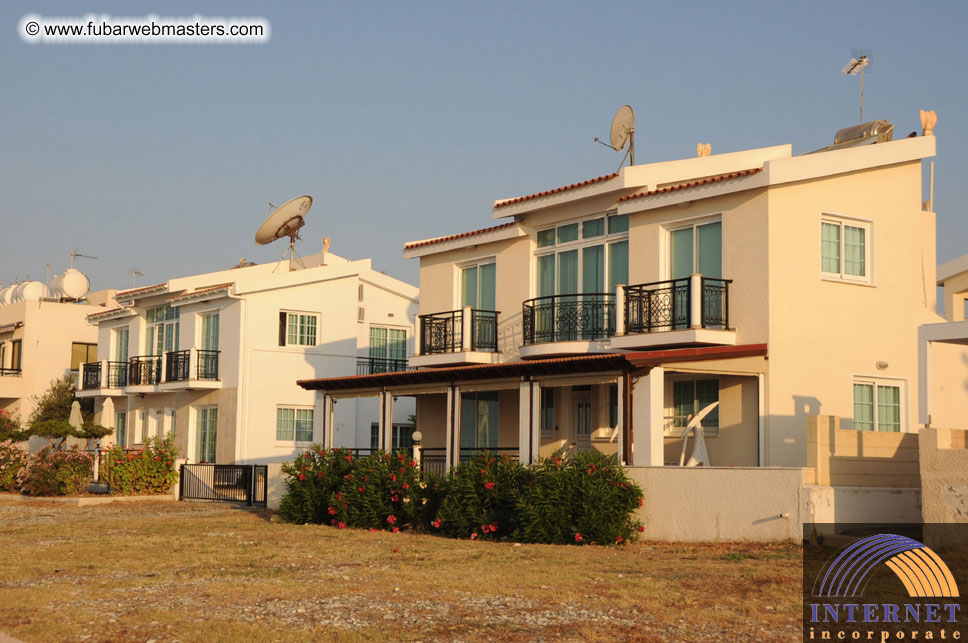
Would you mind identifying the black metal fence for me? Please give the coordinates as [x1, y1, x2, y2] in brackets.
[625, 278, 690, 334]
[179, 463, 267, 507]
[522, 293, 615, 344]
[417, 447, 519, 477]
[470, 310, 499, 351]
[106, 361, 128, 387]
[356, 357, 409, 375]
[128, 355, 161, 385]
[419, 310, 462, 354]
[701, 277, 731, 329]
[81, 362, 101, 390]
[197, 349, 220, 380]
[166, 350, 190, 381]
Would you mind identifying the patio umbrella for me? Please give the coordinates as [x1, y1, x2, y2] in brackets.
[65, 400, 85, 449]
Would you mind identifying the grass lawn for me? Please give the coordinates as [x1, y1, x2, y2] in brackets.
[0, 499, 801, 642]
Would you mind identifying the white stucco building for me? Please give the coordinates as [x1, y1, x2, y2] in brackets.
[77, 246, 418, 464]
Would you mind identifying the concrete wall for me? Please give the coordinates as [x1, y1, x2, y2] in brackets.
[806, 415, 920, 487]
[919, 427, 968, 524]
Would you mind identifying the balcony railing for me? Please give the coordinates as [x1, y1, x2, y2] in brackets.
[128, 355, 161, 386]
[106, 361, 128, 387]
[198, 349, 220, 380]
[522, 293, 615, 345]
[166, 350, 190, 382]
[419, 308, 499, 355]
[81, 362, 102, 390]
[418, 447, 519, 476]
[624, 276, 731, 334]
[357, 357, 409, 375]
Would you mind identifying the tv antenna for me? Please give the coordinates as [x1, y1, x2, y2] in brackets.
[130, 268, 144, 288]
[842, 51, 871, 124]
[594, 105, 635, 172]
[254, 195, 313, 272]
[69, 250, 97, 269]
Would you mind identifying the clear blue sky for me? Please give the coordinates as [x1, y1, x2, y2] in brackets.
[2, 1, 966, 293]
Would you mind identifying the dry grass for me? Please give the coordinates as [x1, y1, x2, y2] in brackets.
[0, 499, 801, 642]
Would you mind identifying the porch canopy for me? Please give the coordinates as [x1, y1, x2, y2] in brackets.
[297, 344, 767, 467]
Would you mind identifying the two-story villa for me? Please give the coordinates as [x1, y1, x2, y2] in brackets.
[77, 243, 418, 464]
[299, 118, 943, 472]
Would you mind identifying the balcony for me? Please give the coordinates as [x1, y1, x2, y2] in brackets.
[128, 355, 162, 387]
[611, 275, 736, 350]
[519, 293, 615, 358]
[410, 307, 500, 368]
[81, 362, 102, 390]
[158, 348, 221, 390]
[76, 361, 128, 396]
[78, 350, 220, 396]
[357, 357, 410, 375]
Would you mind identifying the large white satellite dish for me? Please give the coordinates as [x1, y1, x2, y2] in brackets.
[254, 195, 313, 271]
[595, 106, 636, 171]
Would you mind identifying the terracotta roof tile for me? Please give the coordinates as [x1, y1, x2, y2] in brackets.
[617, 168, 762, 203]
[169, 283, 234, 301]
[494, 172, 620, 209]
[404, 222, 517, 250]
[86, 307, 130, 321]
[115, 283, 167, 298]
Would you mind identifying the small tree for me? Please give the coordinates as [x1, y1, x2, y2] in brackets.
[0, 409, 30, 443]
[27, 377, 106, 449]
[29, 419, 112, 450]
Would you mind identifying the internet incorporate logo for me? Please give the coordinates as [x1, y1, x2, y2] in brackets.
[814, 534, 959, 599]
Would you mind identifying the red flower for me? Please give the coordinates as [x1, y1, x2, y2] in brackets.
[386, 514, 397, 525]
[317, 471, 325, 478]
[402, 482, 409, 490]
[156, 456, 162, 461]
[484, 481, 495, 491]
[328, 506, 337, 515]
[638, 497, 644, 507]
[392, 527, 400, 533]
[369, 528, 378, 533]
[470, 533, 478, 540]
[390, 474, 396, 482]
[480, 470, 487, 476]
[481, 524, 490, 534]
[344, 455, 352, 462]
[574, 533, 583, 542]
[337, 522, 346, 529]
[336, 492, 343, 500]
[298, 473, 306, 480]
[615, 536, 624, 544]
[488, 523, 497, 533]
[358, 486, 365, 493]
[432, 518, 442, 529]
[638, 526, 645, 532]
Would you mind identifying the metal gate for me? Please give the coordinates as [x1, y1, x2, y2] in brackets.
[179, 464, 267, 507]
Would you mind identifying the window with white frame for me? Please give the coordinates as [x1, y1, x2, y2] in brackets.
[145, 305, 180, 354]
[853, 379, 902, 432]
[138, 410, 148, 443]
[200, 311, 219, 351]
[540, 388, 555, 434]
[196, 407, 218, 462]
[821, 216, 871, 282]
[534, 213, 629, 297]
[277, 407, 314, 443]
[115, 411, 127, 448]
[369, 327, 407, 369]
[672, 379, 719, 437]
[112, 326, 129, 362]
[278, 311, 318, 346]
[669, 219, 722, 280]
[370, 423, 415, 449]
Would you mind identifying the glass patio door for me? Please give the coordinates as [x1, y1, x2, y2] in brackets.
[462, 263, 496, 348]
[670, 222, 722, 328]
[575, 392, 592, 449]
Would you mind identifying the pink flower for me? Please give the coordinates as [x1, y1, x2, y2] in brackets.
[432, 518, 442, 529]
[574, 533, 583, 542]
[386, 514, 397, 525]
[470, 533, 478, 540]
[484, 481, 495, 491]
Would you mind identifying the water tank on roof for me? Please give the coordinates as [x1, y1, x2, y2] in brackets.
[49, 269, 90, 300]
[0, 285, 15, 306]
[13, 281, 49, 302]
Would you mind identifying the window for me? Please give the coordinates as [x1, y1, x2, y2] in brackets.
[9, 340, 20, 371]
[71, 343, 97, 371]
[113, 327, 129, 362]
[540, 388, 555, 434]
[535, 213, 629, 297]
[276, 408, 313, 442]
[278, 312, 318, 346]
[670, 220, 722, 279]
[145, 305, 180, 355]
[461, 261, 496, 310]
[115, 412, 127, 448]
[358, 283, 364, 302]
[168, 409, 177, 439]
[853, 380, 902, 432]
[672, 379, 719, 436]
[200, 312, 219, 351]
[369, 423, 415, 449]
[196, 407, 218, 462]
[821, 217, 871, 282]
[460, 391, 499, 449]
[609, 383, 619, 429]
[139, 411, 148, 443]
[369, 327, 407, 368]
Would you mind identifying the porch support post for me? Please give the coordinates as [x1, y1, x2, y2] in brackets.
[616, 376, 625, 465]
[614, 285, 626, 337]
[189, 347, 198, 380]
[160, 352, 169, 383]
[630, 366, 664, 466]
[318, 394, 334, 449]
[445, 385, 461, 469]
[918, 329, 931, 426]
[518, 380, 535, 464]
[380, 391, 394, 451]
[689, 274, 702, 329]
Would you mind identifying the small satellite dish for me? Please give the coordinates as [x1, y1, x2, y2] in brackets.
[597, 105, 635, 170]
[254, 195, 313, 271]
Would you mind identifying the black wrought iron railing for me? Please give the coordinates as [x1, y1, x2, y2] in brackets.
[179, 464, 268, 507]
[701, 277, 730, 330]
[166, 350, 190, 382]
[623, 277, 731, 334]
[625, 278, 690, 334]
[128, 355, 161, 386]
[106, 361, 128, 387]
[81, 362, 101, 390]
[197, 349, 220, 380]
[522, 293, 615, 345]
[419, 310, 462, 354]
[357, 357, 409, 375]
[470, 310, 499, 351]
[418, 447, 519, 476]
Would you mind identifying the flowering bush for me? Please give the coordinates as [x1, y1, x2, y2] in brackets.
[0, 441, 28, 492]
[0, 409, 29, 443]
[511, 450, 643, 546]
[100, 435, 179, 495]
[16, 447, 93, 496]
[432, 454, 529, 542]
[278, 447, 422, 531]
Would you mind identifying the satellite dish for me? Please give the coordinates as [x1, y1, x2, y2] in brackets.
[601, 105, 635, 169]
[254, 195, 313, 272]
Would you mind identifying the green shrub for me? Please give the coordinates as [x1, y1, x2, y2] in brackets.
[0, 441, 28, 492]
[100, 435, 179, 495]
[432, 454, 529, 541]
[511, 450, 643, 545]
[17, 447, 93, 496]
[278, 447, 422, 532]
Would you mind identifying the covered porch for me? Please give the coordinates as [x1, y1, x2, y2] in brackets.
[297, 344, 768, 472]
